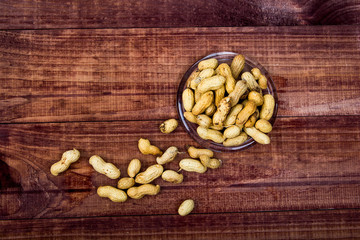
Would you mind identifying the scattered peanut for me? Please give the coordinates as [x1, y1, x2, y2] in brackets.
[138, 138, 162, 156]
[199, 155, 222, 169]
[89, 155, 121, 179]
[135, 164, 164, 184]
[156, 146, 179, 165]
[178, 199, 195, 216]
[127, 184, 160, 199]
[97, 186, 127, 202]
[50, 148, 80, 176]
[117, 177, 135, 189]
[127, 158, 141, 178]
[161, 170, 184, 183]
[179, 158, 207, 173]
[187, 146, 214, 158]
[160, 119, 178, 134]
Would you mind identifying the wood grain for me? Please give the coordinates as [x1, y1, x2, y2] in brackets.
[1, 209, 360, 239]
[0, 0, 359, 30]
[0, 116, 359, 219]
[1, 26, 359, 123]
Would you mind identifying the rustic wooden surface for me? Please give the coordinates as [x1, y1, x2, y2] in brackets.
[1, 1, 360, 239]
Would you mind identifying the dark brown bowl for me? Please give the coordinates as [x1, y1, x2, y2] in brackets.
[177, 52, 278, 152]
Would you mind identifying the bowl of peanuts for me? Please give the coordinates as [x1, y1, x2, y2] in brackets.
[177, 52, 278, 152]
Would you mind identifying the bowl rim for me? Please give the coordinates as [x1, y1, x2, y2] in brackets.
[177, 52, 278, 152]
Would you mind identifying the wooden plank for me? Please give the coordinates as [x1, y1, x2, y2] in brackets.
[1, 26, 360, 123]
[0, 0, 359, 30]
[1, 209, 360, 239]
[1, 116, 359, 219]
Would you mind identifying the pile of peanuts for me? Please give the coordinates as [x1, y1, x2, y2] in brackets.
[50, 120, 219, 216]
[182, 55, 275, 146]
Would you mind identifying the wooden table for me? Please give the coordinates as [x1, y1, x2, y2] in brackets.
[1, 1, 360, 239]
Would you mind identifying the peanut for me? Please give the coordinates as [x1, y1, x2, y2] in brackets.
[127, 158, 141, 178]
[255, 119, 272, 133]
[156, 146, 179, 165]
[196, 114, 212, 128]
[135, 164, 164, 184]
[186, 69, 200, 88]
[178, 199, 195, 216]
[223, 132, 248, 147]
[192, 91, 214, 115]
[212, 96, 231, 127]
[138, 138, 162, 156]
[251, 67, 261, 79]
[248, 91, 264, 106]
[218, 63, 236, 93]
[197, 75, 226, 93]
[89, 155, 121, 179]
[184, 111, 197, 123]
[214, 85, 226, 107]
[228, 80, 248, 107]
[241, 72, 261, 92]
[258, 74, 268, 89]
[260, 94, 275, 120]
[224, 104, 243, 127]
[187, 146, 214, 158]
[179, 158, 207, 173]
[190, 68, 215, 89]
[197, 126, 225, 143]
[50, 148, 80, 176]
[127, 184, 160, 199]
[231, 54, 245, 79]
[244, 127, 270, 144]
[182, 88, 195, 112]
[199, 155, 222, 169]
[194, 88, 202, 102]
[117, 177, 135, 189]
[205, 103, 216, 116]
[161, 170, 184, 183]
[235, 100, 257, 127]
[223, 125, 241, 139]
[210, 125, 224, 131]
[97, 186, 127, 202]
[160, 119, 178, 134]
[244, 109, 259, 128]
[198, 58, 218, 70]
